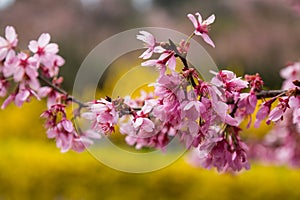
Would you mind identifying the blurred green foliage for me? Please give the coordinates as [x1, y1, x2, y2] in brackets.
[1, 100, 300, 199]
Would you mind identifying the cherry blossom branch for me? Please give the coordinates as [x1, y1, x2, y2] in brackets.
[2, 11, 300, 173]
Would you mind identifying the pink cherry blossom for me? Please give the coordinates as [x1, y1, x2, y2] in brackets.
[238, 93, 257, 115]
[40, 54, 65, 78]
[183, 100, 202, 121]
[41, 104, 66, 128]
[289, 96, 300, 124]
[187, 12, 216, 47]
[29, 33, 58, 55]
[71, 129, 101, 152]
[192, 128, 250, 172]
[46, 119, 75, 153]
[151, 74, 185, 126]
[133, 117, 155, 136]
[136, 31, 165, 59]
[237, 93, 257, 127]
[2, 50, 19, 78]
[208, 86, 239, 126]
[41, 104, 88, 153]
[254, 98, 277, 128]
[280, 62, 300, 90]
[142, 50, 176, 76]
[1, 85, 39, 109]
[255, 103, 271, 128]
[123, 123, 172, 150]
[82, 99, 118, 135]
[211, 70, 248, 93]
[0, 26, 18, 61]
[11, 52, 40, 90]
[267, 97, 290, 123]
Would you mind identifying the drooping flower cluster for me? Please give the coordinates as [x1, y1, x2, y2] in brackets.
[1, 11, 300, 173]
[249, 62, 300, 166]
[41, 104, 100, 152]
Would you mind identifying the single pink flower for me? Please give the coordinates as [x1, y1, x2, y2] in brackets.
[289, 96, 300, 124]
[211, 70, 248, 92]
[40, 54, 65, 78]
[0, 26, 18, 60]
[13, 52, 40, 90]
[123, 123, 171, 150]
[267, 98, 290, 123]
[208, 86, 238, 126]
[133, 117, 155, 136]
[136, 31, 165, 59]
[73, 130, 101, 151]
[280, 62, 300, 90]
[254, 104, 270, 128]
[141, 50, 176, 76]
[28, 33, 60, 67]
[187, 12, 215, 47]
[2, 50, 19, 78]
[238, 93, 257, 115]
[82, 99, 118, 135]
[29, 33, 59, 55]
[183, 100, 202, 121]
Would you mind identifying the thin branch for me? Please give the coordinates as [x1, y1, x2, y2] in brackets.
[38, 75, 88, 108]
[38, 76, 67, 95]
[255, 90, 286, 99]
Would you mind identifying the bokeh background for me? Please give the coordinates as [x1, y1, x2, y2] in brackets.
[1, 0, 300, 199]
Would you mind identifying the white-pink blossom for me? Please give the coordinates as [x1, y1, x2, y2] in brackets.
[82, 99, 118, 135]
[141, 50, 176, 76]
[29, 33, 58, 55]
[187, 12, 215, 47]
[0, 26, 18, 61]
[136, 31, 165, 59]
[267, 98, 290, 123]
[280, 62, 300, 90]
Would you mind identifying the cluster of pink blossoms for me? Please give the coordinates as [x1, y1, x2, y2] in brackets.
[0, 26, 100, 152]
[1, 11, 300, 172]
[0, 26, 64, 108]
[249, 62, 300, 166]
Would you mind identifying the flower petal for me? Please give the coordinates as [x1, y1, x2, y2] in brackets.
[201, 33, 215, 48]
[45, 43, 59, 54]
[204, 14, 215, 25]
[195, 12, 203, 24]
[141, 59, 157, 67]
[62, 120, 74, 132]
[5, 26, 17, 45]
[38, 33, 51, 47]
[187, 14, 198, 28]
[28, 41, 38, 53]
